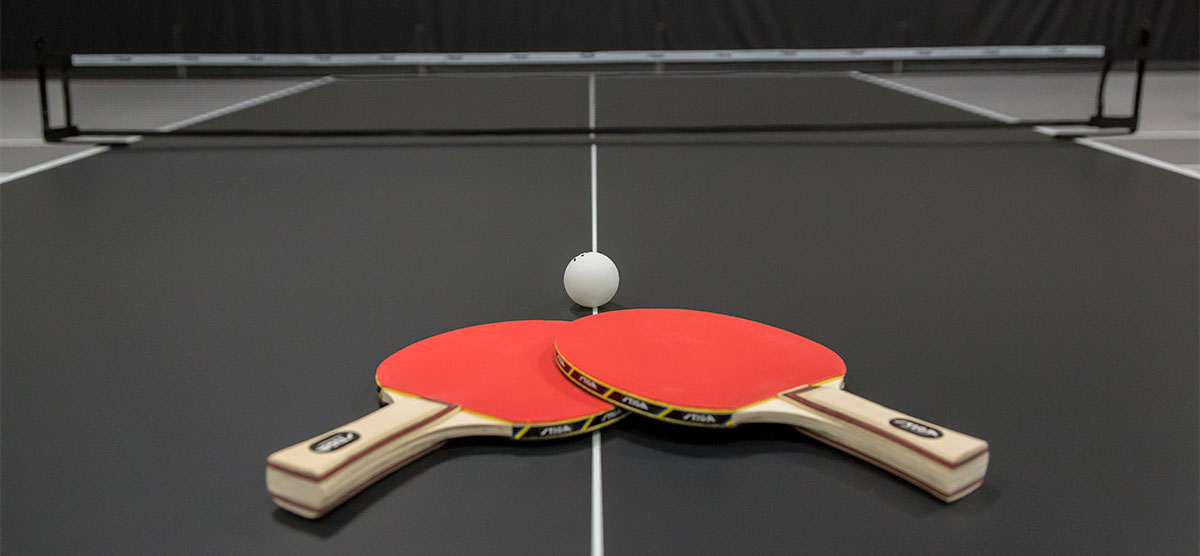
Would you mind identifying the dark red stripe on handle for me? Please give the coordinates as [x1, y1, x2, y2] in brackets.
[271, 440, 447, 517]
[783, 388, 988, 469]
[797, 428, 984, 500]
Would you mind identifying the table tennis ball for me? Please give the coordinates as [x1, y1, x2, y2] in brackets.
[563, 251, 619, 308]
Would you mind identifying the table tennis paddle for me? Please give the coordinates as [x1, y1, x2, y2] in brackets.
[554, 309, 988, 502]
[266, 320, 626, 518]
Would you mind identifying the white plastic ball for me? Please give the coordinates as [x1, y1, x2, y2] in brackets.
[563, 251, 620, 308]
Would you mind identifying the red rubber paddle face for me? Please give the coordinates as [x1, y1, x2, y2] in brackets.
[554, 309, 846, 424]
[377, 320, 619, 425]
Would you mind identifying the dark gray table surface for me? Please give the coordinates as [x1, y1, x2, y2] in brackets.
[3, 74, 1196, 555]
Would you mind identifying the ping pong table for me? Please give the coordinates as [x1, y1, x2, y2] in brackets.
[2, 64, 1197, 555]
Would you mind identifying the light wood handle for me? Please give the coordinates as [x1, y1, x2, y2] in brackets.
[740, 386, 989, 502]
[265, 395, 505, 518]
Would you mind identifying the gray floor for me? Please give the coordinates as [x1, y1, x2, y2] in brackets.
[0, 78, 308, 177]
[886, 70, 1200, 172]
[0, 80, 91, 176]
[2, 71, 1197, 178]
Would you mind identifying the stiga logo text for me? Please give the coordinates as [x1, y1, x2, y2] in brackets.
[889, 418, 942, 439]
[310, 432, 360, 453]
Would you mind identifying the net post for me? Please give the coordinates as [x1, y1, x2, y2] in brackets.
[172, 24, 188, 78]
[1126, 25, 1150, 134]
[35, 39, 52, 141]
[1083, 27, 1148, 134]
[892, 21, 909, 73]
[35, 39, 79, 142]
[61, 55, 75, 129]
[414, 23, 427, 76]
[653, 20, 666, 73]
[1092, 53, 1112, 119]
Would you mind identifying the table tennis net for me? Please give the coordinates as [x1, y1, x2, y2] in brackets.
[37, 45, 1145, 142]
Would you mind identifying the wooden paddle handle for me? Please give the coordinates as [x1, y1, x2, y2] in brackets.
[265, 396, 463, 518]
[749, 386, 989, 502]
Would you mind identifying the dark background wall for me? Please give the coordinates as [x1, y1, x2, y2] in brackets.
[2, 0, 1197, 74]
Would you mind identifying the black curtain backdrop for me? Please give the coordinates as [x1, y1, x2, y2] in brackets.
[2, 0, 1197, 73]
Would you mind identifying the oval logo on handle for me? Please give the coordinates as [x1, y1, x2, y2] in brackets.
[309, 431, 360, 453]
[889, 418, 942, 439]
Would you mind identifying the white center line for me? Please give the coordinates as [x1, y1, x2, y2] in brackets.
[586, 71, 605, 556]
[591, 427, 605, 556]
[589, 72, 599, 255]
